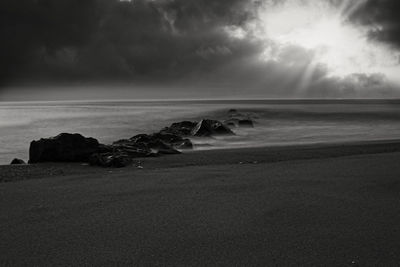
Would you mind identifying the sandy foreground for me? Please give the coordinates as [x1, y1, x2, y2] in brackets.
[1, 141, 400, 266]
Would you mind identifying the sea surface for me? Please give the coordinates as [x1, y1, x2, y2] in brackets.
[1, 99, 400, 164]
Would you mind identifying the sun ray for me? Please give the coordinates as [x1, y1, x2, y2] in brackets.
[258, 0, 400, 79]
[297, 60, 318, 92]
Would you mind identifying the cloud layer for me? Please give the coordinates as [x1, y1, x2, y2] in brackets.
[1, 0, 400, 98]
[350, 0, 400, 49]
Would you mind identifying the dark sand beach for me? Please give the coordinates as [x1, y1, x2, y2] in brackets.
[1, 141, 400, 266]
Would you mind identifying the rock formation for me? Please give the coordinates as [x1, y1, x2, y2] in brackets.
[26, 118, 237, 167]
[29, 133, 100, 163]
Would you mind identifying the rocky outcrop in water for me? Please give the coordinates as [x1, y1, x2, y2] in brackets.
[224, 109, 256, 128]
[27, 118, 236, 167]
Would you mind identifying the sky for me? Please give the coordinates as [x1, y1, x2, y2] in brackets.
[1, 0, 400, 100]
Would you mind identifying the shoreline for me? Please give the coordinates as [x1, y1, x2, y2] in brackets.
[2, 138, 400, 182]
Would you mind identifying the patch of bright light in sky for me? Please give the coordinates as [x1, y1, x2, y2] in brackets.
[257, 0, 400, 78]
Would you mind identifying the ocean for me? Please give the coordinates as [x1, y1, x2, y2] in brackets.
[1, 99, 400, 164]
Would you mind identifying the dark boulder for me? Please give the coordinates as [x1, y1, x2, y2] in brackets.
[191, 119, 234, 137]
[29, 133, 100, 163]
[238, 119, 254, 128]
[10, 158, 26, 165]
[89, 152, 133, 168]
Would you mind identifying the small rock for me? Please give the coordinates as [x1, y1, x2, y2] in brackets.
[10, 158, 26, 165]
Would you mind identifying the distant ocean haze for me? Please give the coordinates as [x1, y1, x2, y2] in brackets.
[1, 100, 400, 164]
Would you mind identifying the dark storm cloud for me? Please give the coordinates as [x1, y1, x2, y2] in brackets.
[1, 0, 399, 99]
[350, 0, 400, 48]
[0, 0, 102, 83]
[0, 0, 261, 85]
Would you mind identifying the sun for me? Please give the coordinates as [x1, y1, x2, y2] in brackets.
[257, 0, 400, 79]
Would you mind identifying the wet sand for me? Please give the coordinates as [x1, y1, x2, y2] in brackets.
[1, 141, 400, 266]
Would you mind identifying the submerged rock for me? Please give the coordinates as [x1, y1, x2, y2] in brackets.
[10, 158, 26, 165]
[191, 119, 234, 137]
[29, 133, 100, 163]
[225, 109, 256, 128]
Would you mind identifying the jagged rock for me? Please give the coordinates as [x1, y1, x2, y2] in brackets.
[128, 133, 192, 152]
[10, 158, 26, 165]
[152, 132, 184, 143]
[89, 152, 133, 168]
[238, 119, 254, 128]
[160, 121, 198, 136]
[129, 134, 153, 144]
[191, 119, 234, 137]
[29, 133, 100, 163]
